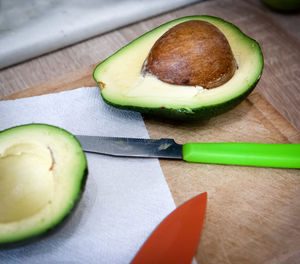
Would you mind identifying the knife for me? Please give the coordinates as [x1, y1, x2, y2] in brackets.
[130, 192, 207, 264]
[75, 135, 300, 168]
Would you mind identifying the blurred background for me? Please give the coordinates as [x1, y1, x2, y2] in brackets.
[0, 0, 299, 99]
[0, 0, 201, 69]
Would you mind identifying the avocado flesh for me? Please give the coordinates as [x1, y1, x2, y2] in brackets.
[94, 16, 263, 119]
[0, 124, 87, 245]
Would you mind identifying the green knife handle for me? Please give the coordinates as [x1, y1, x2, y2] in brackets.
[182, 143, 300, 168]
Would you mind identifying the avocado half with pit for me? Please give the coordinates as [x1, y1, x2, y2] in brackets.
[93, 16, 264, 120]
[0, 124, 87, 246]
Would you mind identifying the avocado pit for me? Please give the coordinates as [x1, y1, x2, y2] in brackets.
[143, 20, 237, 89]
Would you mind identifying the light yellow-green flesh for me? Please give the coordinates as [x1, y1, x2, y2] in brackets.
[0, 124, 86, 244]
[94, 16, 263, 109]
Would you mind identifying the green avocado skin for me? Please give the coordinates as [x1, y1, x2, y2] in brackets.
[262, 0, 300, 11]
[95, 15, 264, 120]
[0, 123, 88, 247]
[102, 79, 260, 121]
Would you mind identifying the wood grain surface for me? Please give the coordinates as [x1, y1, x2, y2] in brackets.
[146, 92, 300, 264]
[1, 0, 300, 263]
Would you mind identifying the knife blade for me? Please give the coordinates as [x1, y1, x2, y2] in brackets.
[130, 192, 207, 264]
[75, 135, 300, 168]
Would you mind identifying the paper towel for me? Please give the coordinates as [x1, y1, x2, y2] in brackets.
[0, 87, 176, 263]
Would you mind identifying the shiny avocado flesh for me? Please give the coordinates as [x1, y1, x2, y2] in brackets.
[0, 124, 87, 246]
[93, 16, 264, 120]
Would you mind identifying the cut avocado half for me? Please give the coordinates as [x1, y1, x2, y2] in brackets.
[262, 0, 300, 11]
[93, 16, 263, 120]
[0, 124, 87, 246]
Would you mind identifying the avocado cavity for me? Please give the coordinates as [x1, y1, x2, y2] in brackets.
[0, 143, 54, 223]
[0, 124, 87, 246]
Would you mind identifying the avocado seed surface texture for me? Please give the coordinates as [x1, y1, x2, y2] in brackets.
[144, 20, 237, 89]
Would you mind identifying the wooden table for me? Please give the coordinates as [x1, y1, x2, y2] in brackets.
[1, 0, 300, 263]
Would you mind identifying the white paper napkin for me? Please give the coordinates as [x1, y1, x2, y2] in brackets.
[0, 87, 176, 263]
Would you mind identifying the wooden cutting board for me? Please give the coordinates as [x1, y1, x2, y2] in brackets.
[3, 0, 300, 263]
